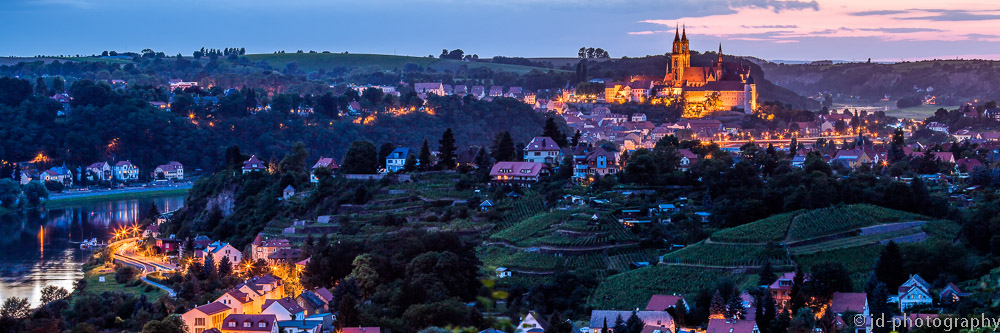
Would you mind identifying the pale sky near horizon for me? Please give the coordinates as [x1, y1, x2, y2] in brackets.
[2, 0, 999, 61]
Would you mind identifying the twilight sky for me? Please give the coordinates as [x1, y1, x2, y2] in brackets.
[2, 0, 999, 61]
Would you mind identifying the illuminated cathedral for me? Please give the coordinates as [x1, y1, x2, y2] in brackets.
[604, 25, 758, 117]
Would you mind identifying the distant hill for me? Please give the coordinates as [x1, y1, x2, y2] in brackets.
[245, 53, 567, 75]
[761, 59, 1000, 105]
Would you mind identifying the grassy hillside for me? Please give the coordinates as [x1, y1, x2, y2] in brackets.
[588, 265, 754, 310]
[762, 59, 1000, 104]
[245, 53, 562, 74]
[590, 204, 961, 310]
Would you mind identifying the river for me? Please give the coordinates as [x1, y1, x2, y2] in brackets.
[0, 195, 185, 306]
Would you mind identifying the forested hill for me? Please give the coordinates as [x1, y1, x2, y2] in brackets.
[578, 52, 821, 109]
[0, 77, 549, 175]
[759, 59, 1000, 104]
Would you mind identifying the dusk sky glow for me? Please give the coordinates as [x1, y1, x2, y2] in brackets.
[3, 0, 999, 61]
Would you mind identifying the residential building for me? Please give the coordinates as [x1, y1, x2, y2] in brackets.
[706, 319, 758, 333]
[251, 235, 291, 261]
[216, 289, 255, 314]
[515, 311, 548, 333]
[203, 241, 242, 266]
[678, 149, 698, 171]
[86, 162, 112, 181]
[414, 82, 445, 96]
[219, 314, 278, 333]
[583, 147, 619, 178]
[386, 147, 410, 173]
[267, 248, 304, 265]
[489, 86, 504, 97]
[261, 297, 306, 321]
[183, 302, 235, 333]
[940, 282, 968, 304]
[589, 310, 674, 333]
[645, 295, 689, 312]
[898, 274, 932, 312]
[113, 160, 139, 181]
[243, 155, 267, 174]
[523, 137, 561, 164]
[309, 157, 339, 183]
[282, 185, 295, 199]
[769, 272, 805, 310]
[295, 290, 329, 316]
[152, 161, 184, 180]
[343, 327, 381, 333]
[42, 165, 73, 186]
[831, 292, 869, 333]
[489, 161, 550, 185]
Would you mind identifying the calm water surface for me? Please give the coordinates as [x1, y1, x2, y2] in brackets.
[0, 195, 184, 306]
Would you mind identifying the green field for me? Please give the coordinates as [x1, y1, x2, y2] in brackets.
[83, 265, 167, 300]
[244, 53, 561, 74]
[710, 211, 799, 243]
[785, 204, 925, 241]
[588, 265, 752, 310]
[661, 241, 790, 267]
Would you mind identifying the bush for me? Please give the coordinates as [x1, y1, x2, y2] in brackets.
[115, 266, 137, 284]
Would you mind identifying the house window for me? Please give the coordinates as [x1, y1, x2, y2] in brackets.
[244, 321, 251, 327]
[196, 318, 205, 326]
[227, 321, 235, 327]
[259, 322, 267, 328]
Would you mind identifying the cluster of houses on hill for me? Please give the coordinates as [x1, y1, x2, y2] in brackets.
[160, 232, 329, 333]
[181, 273, 345, 333]
[13, 160, 184, 187]
[508, 272, 971, 333]
[406, 83, 536, 104]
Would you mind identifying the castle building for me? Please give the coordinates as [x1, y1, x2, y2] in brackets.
[605, 25, 757, 117]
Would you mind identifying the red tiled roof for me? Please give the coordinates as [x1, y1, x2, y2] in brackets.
[221, 314, 277, 332]
[830, 292, 867, 314]
[343, 327, 381, 333]
[262, 297, 304, 314]
[315, 288, 334, 303]
[645, 295, 686, 311]
[312, 157, 340, 170]
[707, 319, 757, 333]
[489, 161, 547, 177]
[194, 302, 233, 316]
[526, 137, 561, 150]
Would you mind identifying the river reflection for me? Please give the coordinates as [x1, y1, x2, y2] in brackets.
[0, 195, 184, 306]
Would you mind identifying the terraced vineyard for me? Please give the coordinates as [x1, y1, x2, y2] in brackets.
[478, 247, 564, 271]
[711, 211, 799, 243]
[661, 241, 791, 267]
[588, 265, 751, 310]
[490, 209, 637, 248]
[786, 204, 930, 241]
[493, 192, 547, 231]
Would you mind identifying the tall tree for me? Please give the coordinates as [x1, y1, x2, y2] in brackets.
[874, 241, 907, 291]
[491, 132, 516, 162]
[542, 118, 567, 147]
[341, 141, 378, 174]
[789, 265, 805, 312]
[438, 128, 457, 170]
[378, 142, 396, 169]
[418, 140, 433, 171]
[709, 290, 726, 319]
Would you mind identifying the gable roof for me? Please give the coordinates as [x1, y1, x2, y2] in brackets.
[221, 314, 277, 332]
[830, 292, 867, 314]
[314, 287, 334, 303]
[489, 161, 548, 177]
[645, 295, 686, 311]
[312, 157, 339, 170]
[707, 319, 757, 333]
[194, 301, 232, 316]
[588, 310, 672, 328]
[263, 297, 304, 314]
[525, 137, 561, 150]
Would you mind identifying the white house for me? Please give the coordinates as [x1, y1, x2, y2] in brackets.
[182, 301, 234, 333]
[496, 266, 511, 278]
[898, 274, 932, 312]
[385, 147, 410, 173]
[523, 137, 561, 164]
[515, 311, 548, 333]
[203, 241, 242, 266]
[113, 161, 139, 181]
[261, 298, 306, 321]
[152, 161, 184, 180]
[86, 162, 113, 181]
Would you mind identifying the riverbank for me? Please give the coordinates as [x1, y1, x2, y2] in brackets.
[43, 184, 192, 208]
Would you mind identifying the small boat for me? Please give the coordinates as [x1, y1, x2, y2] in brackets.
[80, 238, 106, 249]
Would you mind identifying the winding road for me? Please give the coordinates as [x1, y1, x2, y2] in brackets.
[111, 237, 179, 298]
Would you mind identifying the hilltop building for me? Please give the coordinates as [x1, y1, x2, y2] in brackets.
[605, 25, 757, 117]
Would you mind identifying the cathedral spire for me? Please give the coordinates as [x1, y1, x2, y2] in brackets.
[718, 43, 723, 63]
[681, 24, 687, 41]
[674, 23, 680, 41]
